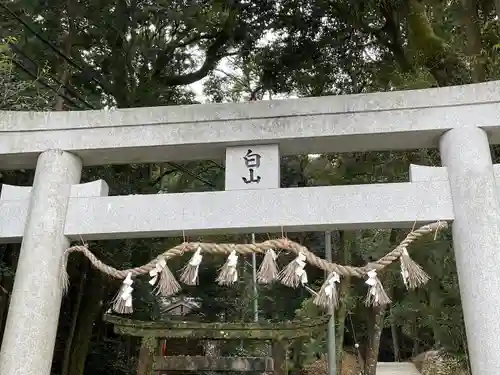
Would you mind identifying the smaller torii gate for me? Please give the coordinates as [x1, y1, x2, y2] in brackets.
[103, 314, 330, 375]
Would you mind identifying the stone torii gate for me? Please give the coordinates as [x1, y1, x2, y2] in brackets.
[0, 81, 499, 375]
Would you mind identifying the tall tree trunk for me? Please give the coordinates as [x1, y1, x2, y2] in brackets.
[0, 244, 19, 342]
[429, 290, 442, 348]
[334, 230, 352, 374]
[66, 268, 106, 375]
[390, 309, 400, 362]
[412, 339, 420, 357]
[412, 319, 420, 357]
[335, 279, 350, 373]
[364, 306, 387, 375]
[54, 0, 75, 110]
[460, 0, 486, 82]
[363, 229, 398, 375]
[61, 263, 88, 375]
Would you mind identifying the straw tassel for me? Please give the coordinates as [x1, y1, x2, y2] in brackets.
[60, 251, 71, 294]
[112, 272, 134, 314]
[313, 272, 341, 308]
[364, 270, 391, 307]
[149, 258, 181, 297]
[257, 249, 279, 284]
[399, 248, 430, 289]
[180, 247, 203, 285]
[216, 249, 239, 286]
[279, 252, 308, 288]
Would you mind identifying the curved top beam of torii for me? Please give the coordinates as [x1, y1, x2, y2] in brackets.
[0, 80, 498, 169]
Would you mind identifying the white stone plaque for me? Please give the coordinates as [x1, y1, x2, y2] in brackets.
[225, 144, 280, 190]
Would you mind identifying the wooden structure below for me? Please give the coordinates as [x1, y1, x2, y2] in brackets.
[153, 355, 274, 372]
[103, 314, 330, 375]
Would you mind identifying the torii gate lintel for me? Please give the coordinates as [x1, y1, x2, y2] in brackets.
[0, 81, 498, 169]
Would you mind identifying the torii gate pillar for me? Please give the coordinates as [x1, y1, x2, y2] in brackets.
[0, 150, 82, 375]
[440, 126, 500, 374]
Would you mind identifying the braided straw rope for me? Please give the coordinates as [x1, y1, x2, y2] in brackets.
[61, 221, 447, 281]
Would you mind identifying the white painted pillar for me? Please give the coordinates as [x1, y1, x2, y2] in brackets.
[0, 149, 82, 375]
[440, 127, 500, 374]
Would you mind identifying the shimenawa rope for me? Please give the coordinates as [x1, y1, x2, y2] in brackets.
[60, 221, 447, 313]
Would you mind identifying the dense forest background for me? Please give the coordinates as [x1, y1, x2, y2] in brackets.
[0, 0, 499, 374]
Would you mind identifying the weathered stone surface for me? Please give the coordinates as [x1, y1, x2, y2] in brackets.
[137, 336, 157, 375]
[0, 179, 454, 241]
[0, 180, 109, 243]
[153, 356, 274, 372]
[0, 150, 83, 375]
[104, 314, 330, 340]
[440, 127, 500, 375]
[225, 144, 280, 190]
[272, 341, 288, 375]
[0, 81, 498, 168]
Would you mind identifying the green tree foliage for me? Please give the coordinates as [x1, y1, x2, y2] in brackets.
[2, 0, 276, 108]
[0, 37, 52, 109]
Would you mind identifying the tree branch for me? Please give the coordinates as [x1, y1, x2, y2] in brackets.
[153, 31, 204, 75]
[378, 2, 413, 72]
[406, 0, 471, 86]
[333, 1, 412, 73]
[460, 0, 486, 82]
[154, 10, 238, 86]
